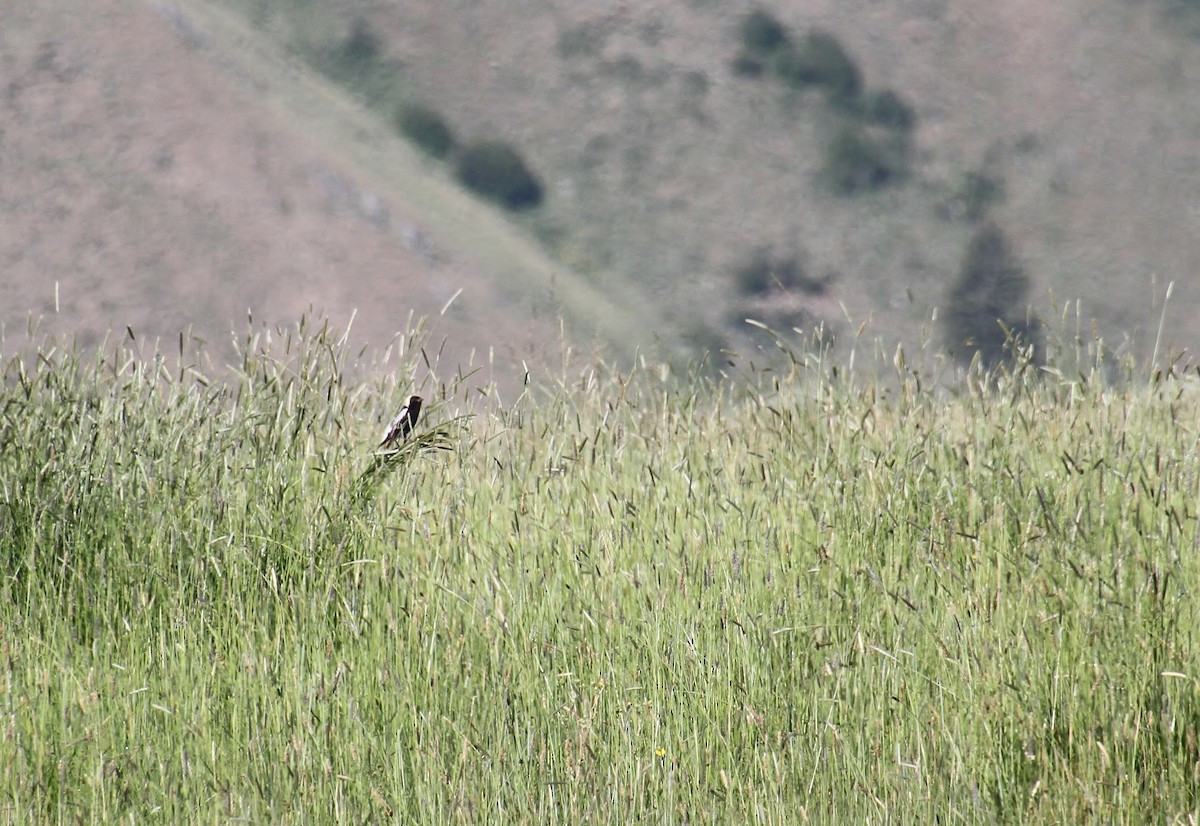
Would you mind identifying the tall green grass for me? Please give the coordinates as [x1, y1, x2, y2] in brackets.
[2, 315, 1198, 823]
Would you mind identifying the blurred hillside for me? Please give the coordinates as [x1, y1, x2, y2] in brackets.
[3, 0, 1200, 381]
[0, 0, 652, 391]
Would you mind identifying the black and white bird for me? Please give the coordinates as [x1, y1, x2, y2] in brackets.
[379, 394, 423, 448]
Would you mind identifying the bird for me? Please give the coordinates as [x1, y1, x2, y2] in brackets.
[379, 394, 423, 448]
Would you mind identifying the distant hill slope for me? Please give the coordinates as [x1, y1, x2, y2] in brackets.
[228, 0, 1200, 361]
[4, 0, 1199, 384]
[0, 0, 656, 391]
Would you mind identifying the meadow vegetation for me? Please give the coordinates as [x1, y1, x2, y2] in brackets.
[1, 315, 1198, 822]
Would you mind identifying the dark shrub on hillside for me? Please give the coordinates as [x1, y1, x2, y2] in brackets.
[862, 89, 916, 131]
[735, 251, 797, 295]
[943, 222, 1040, 366]
[731, 53, 767, 78]
[733, 250, 829, 297]
[313, 17, 405, 108]
[397, 103, 456, 158]
[739, 9, 791, 56]
[456, 141, 544, 210]
[338, 18, 383, 72]
[772, 30, 862, 107]
[822, 126, 901, 194]
[937, 171, 1005, 223]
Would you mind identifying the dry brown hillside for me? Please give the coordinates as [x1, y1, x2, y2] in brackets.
[283, 0, 1200, 359]
[1, 0, 647, 392]
[4, 0, 1200, 383]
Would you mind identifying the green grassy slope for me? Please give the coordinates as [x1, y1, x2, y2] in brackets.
[2, 323, 1197, 822]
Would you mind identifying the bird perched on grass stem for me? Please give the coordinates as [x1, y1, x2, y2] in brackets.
[379, 394, 423, 448]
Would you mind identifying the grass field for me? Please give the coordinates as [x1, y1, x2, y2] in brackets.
[2, 315, 1198, 823]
